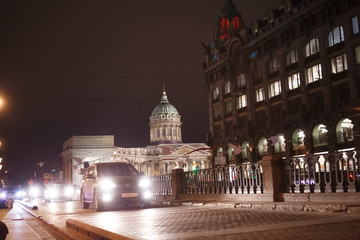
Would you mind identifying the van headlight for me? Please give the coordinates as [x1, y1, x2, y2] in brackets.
[99, 179, 116, 191]
[139, 178, 151, 188]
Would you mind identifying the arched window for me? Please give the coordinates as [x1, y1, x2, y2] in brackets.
[257, 137, 268, 156]
[241, 141, 250, 159]
[227, 146, 234, 161]
[269, 58, 280, 74]
[305, 38, 319, 57]
[312, 124, 328, 147]
[328, 26, 344, 47]
[216, 147, 223, 157]
[292, 129, 306, 150]
[274, 134, 286, 153]
[336, 118, 354, 143]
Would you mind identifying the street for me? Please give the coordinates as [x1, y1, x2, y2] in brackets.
[1, 199, 360, 239]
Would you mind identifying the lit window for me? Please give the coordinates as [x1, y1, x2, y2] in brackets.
[288, 73, 301, 90]
[305, 38, 319, 57]
[257, 67, 262, 79]
[336, 118, 354, 143]
[225, 81, 231, 94]
[286, 49, 298, 66]
[213, 87, 220, 100]
[305, 64, 322, 84]
[331, 53, 348, 74]
[269, 80, 282, 97]
[356, 46, 360, 64]
[237, 94, 247, 109]
[256, 87, 265, 102]
[214, 105, 221, 118]
[313, 124, 328, 147]
[225, 101, 232, 113]
[269, 58, 280, 74]
[328, 26, 344, 47]
[237, 74, 246, 87]
[352, 16, 359, 34]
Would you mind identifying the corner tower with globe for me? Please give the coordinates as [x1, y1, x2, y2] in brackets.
[149, 88, 182, 145]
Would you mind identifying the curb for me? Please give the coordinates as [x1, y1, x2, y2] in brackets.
[15, 200, 38, 210]
[158, 200, 360, 214]
[14, 201, 79, 240]
[66, 219, 142, 240]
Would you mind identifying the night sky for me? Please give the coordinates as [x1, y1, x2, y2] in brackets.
[0, 0, 281, 185]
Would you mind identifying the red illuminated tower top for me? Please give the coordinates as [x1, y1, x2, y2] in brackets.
[215, 0, 244, 43]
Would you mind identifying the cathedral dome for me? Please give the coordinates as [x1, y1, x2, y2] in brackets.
[151, 94, 179, 116]
[149, 89, 182, 145]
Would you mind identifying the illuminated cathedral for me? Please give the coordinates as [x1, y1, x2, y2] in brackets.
[60, 87, 211, 186]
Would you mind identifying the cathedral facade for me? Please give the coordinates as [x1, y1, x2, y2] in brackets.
[60, 90, 211, 186]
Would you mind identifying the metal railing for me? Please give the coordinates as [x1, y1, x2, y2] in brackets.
[287, 151, 360, 193]
[150, 175, 172, 196]
[184, 164, 263, 195]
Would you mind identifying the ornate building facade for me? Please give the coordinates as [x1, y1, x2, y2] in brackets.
[60, 90, 211, 186]
[203, 0, 360, 166]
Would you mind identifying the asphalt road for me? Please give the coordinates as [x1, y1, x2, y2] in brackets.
[2, 199, 360, 239]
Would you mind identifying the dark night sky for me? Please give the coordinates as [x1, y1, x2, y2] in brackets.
[0, 0, 281, 185]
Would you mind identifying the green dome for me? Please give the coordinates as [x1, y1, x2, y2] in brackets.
[219, 0, 241, 19]
[151, 94, 179, 116]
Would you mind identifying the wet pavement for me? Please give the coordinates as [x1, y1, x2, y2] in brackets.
[2, 199, 360, 239]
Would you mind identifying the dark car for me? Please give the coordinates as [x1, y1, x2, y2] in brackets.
[80, 162, 152, 211]
[44, 183, 76, 203]
[0, 189, 7, 208]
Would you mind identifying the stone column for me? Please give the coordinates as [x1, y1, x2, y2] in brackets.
[171, 168, 184, 200]
[260, 154, 287, 201]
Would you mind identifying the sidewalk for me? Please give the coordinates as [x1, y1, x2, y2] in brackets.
[1, 205, 40, 240]
[9, 199, 360, 240]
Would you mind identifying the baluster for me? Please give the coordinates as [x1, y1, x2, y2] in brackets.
[346, 151, 356, 192]
[323, 155, 333, 193]
[294, 159, 301, 193]
[335, 155, 344, 193]
[313, 156, 323, 193]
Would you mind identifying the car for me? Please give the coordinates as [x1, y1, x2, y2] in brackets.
[44, 183, 76, 203]
[80, 162, 152, 211]
[0, 189, 7, 208]
[3, 187, 26, 201]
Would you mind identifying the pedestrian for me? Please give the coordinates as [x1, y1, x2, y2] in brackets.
[0, 221, 8, 240]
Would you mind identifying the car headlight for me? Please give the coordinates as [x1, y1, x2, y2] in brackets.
[99, 179, 116, 191]
[64, 186, 74, 197]
[16, 190, 26, 198]
[139, 178, 151, 188]
[30, 187, 40, 197]
[48, 188, 59, 197]
[0, 192, 6, 199]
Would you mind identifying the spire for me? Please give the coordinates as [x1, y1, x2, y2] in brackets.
[215, 0, 244, 43]
[163, 81, 166, 96]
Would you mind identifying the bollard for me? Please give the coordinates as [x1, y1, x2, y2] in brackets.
[0, 221, 9, 240]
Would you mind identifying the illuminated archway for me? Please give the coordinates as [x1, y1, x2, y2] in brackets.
[274, 134, 286, 153]
[257, 137, 268, 156]
[241, 141, 250, 159]
[312, 124, 328, 147]
[292, 129, 305, 150]
[336, 118, 354, 143]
